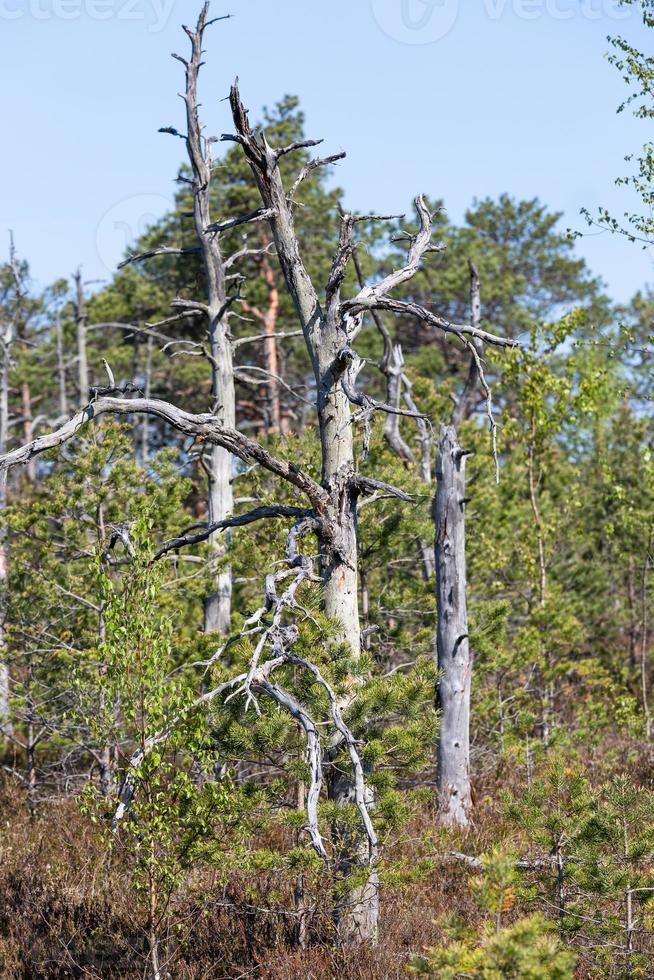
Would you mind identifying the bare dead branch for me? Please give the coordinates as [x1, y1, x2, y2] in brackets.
[232, 329, 302, 348]
[343, 295, 516, 349]
[153, 505, 312, 559]
[206, 207, 276, 235]
[0, 397, 329, 508]
[351, 475, 414, 503]
[288, 152, 347, 202]
[118, 245, 201, 269]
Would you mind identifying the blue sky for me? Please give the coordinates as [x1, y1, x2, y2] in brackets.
[1, 0, 653, 303]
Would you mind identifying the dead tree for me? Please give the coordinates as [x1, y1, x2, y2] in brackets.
[73, 268, 89, 404]
[435, 261, 486, 829]
[364, 257, 486, 829]
[54, 294, 68, 419]
[222, 84, 513, 939]
[119, 6, 241, 637]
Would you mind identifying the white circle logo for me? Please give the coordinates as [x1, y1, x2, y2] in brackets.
[371, 0, 460, 44]
[95, 193, 173, 273]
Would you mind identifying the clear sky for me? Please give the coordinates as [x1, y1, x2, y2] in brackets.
[1, 0, 653, 303]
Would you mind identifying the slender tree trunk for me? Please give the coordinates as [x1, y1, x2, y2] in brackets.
[9, 241, 34, 481]
[26, 665, 37, 817]
[15, 314, 35, 483]
[97, 504, 112, 797]
[74, 269, 88, 403]
[204, 443, 233, 634]
[624, 817, 634, 977]
[628, 557, 639, 670]
[262, 253, 282, 432]
[18, 338, 35, 483]
[55, 305, 68, 418]
[527, 417, 553, 745]
[527, 426, 547, 607]
[141, 334, 153, 467]
[177, 11, 234, 637]
[294, 777, 309, 949]
[435, 424, 473, 828]
[203, 316, 234, 635]
[240, 250, 283, 434]
[148, 851, 162, 980]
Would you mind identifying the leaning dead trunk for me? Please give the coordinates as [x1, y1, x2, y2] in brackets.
[435, 424, 473, 828]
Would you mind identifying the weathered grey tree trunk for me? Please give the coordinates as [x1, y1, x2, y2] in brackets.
[54, 303, 68, 418]
[434, 262, 485, 827]
[74, 268, 89, 403]
[17, 331, 35, 485]
[122, 8, 236, 636]
[229, 85, 378, 943]
[175, 10, 234, 635]
[435, 423, 473, 828]
[9, 243, 35, 482]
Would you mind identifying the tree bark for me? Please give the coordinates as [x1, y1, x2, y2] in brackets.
[109, 7, 236, 637]
[141, 334, 153, 467]
[55, 304, 68, 418]
[240, 249, 283, 433]
[74, 268, 89, 404]
[177, 8, 234, 637]
[435, 424, 473, 828]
